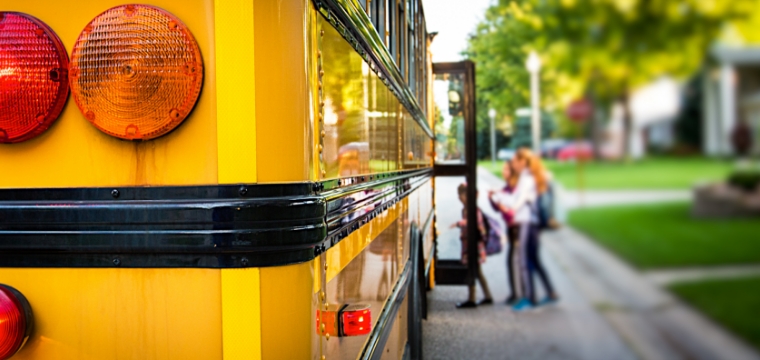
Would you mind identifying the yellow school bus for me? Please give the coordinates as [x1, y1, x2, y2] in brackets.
[0, 0, 443, 359]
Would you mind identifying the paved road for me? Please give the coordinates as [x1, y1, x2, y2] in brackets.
[423, 169, 636, 360]
[422, 168, 760, 360]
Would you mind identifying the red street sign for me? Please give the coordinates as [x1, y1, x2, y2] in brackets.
[566, 99, 593, 122]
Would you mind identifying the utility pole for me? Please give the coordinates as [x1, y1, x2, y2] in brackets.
[489, 108, 496, 166]
[526, 51, 542, 156]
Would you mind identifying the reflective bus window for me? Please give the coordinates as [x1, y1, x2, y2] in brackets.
[397, 0, 405, 78]
[371, 0, 385, 46]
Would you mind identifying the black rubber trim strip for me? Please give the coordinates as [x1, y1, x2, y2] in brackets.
[312, 0, 434, 139]
[0, 169, 431, 268]
[359, 260, 411, 360]
[319, 173, 430, 254]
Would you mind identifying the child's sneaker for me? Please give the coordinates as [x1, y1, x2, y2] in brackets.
[539, 296, 558, 306]
[505, 296, 518, 305]
[511, 298, 532, 312]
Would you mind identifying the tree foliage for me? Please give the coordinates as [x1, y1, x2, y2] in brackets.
[466, 0, 754, 156]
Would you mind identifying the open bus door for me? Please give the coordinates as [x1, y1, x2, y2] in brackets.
[432, 60, 479, 287]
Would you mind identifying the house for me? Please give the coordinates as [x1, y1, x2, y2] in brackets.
[703, 46, 760, 156]
[602, 77, 681, 159]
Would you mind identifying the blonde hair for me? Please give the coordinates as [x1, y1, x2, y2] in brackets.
[505, 161, 518, 189]
[515, 148, 548, 194]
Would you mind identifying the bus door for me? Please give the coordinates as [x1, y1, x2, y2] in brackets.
[431, 60, 479, 286]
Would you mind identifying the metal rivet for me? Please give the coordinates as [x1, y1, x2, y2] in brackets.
[241, 257, 249, 266]
[321, 169, 326, 177]
[320, 29, 325, 36]
[321, 130, 326, 138]
[239, 186, 248, 196]
[325, 333, 330, 340]
[111, 189, 120, 198]
[112, 258, 120, 266]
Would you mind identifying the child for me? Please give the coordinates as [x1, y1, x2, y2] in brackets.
[489, 161, 521, 305]
[452, 183, 492, 308]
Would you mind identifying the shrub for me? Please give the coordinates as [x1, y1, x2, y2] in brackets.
[728, 171, 760, 192]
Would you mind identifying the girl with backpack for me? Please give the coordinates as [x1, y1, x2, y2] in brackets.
[489, 161, 521, 305]
[452, 183, 494, 308]
[526, 151, 559, 305]
[491, 148, 557, 311]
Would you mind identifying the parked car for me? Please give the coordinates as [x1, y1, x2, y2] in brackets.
[541, 139, 569, 159]
[497, 148, 515, 161]
[557, 142, 593, 161]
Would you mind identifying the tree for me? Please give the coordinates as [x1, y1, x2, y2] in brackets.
[467, 0, 753, 159]
[511, 111, 555, 150]
[674, 70, 704, 151]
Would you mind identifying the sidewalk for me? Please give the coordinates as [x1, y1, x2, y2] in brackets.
[422, 167, 760, 360]
[423, 169, 636, 360]
[559, 188, 691, 210]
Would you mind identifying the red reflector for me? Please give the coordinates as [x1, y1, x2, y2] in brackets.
[0, 12, 69, 143]
[340, 305, 371, 337]
[69, 4, 203, 140]
[0, 285, 33, 360]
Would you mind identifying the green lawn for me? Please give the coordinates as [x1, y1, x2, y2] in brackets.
[480, 157, 733, 190]
[568, 202, 760, 269]
[671, 277, 760, 350]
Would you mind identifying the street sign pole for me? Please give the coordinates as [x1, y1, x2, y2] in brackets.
[526, 51, 541, 156]
[489, 109, 496, 167]
[567, 98, 593, 208]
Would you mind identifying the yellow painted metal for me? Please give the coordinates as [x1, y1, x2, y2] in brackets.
[310, 1, 323, 181]
[324, 198, 409, 287]
[215, 0, 256, 184]
[0, 0, 218, 188]
[0, 268, 222, 360]
[221, 268, 262, 360]
[259, 261, 317, 360]
[253, 0, 313, 183]
[428, 256, 436, 290]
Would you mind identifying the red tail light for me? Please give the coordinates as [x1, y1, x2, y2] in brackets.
[316, 304, 372, 337]
[340, 305, 371, 337]
[69, 4, 203, 141]
[0, 285, 33, 360]
[0, 12, 69, 144]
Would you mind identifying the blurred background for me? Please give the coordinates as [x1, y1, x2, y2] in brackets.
[422, 1, 760, 359]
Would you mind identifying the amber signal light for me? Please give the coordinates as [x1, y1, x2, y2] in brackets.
[69, 4, 203, 141]
[0, 12, 69, 144]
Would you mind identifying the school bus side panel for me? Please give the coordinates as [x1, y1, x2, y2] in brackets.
[254, 0, 313, 183]
[0, 0, 219, 188]
[2, 269, 223, 360]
